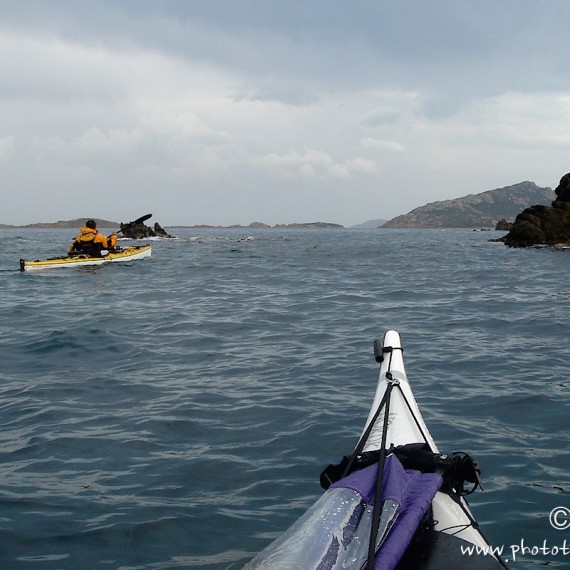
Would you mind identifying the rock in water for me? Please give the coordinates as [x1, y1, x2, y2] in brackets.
[501, 173, 570, 247]
[495, 219, 513, 231]
[121, 221, 174, 239]
[153, 223, 173, 238]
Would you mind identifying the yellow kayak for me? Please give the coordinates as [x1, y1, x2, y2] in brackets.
[20, 245, 152, 271]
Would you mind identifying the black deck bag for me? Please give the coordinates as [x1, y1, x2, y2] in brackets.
[321, 443, 482, 496]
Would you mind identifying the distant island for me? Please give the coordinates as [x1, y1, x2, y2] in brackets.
[0, 218, 120, 229]
[350, 219, 388, 229]
[381, 182, 554, 228]
[173, 221, 345, 229]
[0, 219, 346, 230]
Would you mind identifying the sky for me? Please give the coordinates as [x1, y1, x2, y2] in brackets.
[2, 1, 570, 227]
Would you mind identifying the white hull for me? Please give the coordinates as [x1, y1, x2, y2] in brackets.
[364, 330, 495, 553]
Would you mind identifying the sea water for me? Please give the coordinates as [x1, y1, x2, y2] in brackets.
[0, 227, 569, 569]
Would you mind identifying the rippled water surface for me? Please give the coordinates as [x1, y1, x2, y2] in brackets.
[1, 227, 569, 569]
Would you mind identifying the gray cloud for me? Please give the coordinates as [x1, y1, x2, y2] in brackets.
[1, 1, 569, 226]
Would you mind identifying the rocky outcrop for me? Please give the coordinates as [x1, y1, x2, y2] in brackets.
[153, 223, 173, 237]
[121, 221, 174, 239]
[495, 219, 513, 231]
[499, 173, 570, 247]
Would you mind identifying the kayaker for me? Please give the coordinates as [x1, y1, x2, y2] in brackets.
[70, 219, 117, 255]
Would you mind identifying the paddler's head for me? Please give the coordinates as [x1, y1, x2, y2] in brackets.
[86, 219, 96, 230]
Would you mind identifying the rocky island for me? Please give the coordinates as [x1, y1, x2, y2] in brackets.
[1, 218, 120, 229]
[382, 182, 554, 229]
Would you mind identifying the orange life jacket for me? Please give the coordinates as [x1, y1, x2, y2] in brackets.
[71, 227, 114, 251]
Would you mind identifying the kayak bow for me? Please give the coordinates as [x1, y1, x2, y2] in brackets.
[245, 330, 507, 569]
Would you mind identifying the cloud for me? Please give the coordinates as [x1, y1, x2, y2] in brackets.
[0, 136, 15, 161]
[429, 92, 570, 151]
[2, 1, 570, 226]
[361, 109, 403, 128]
[360, 138, 405, 152]
[257, 149, 379, 180]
